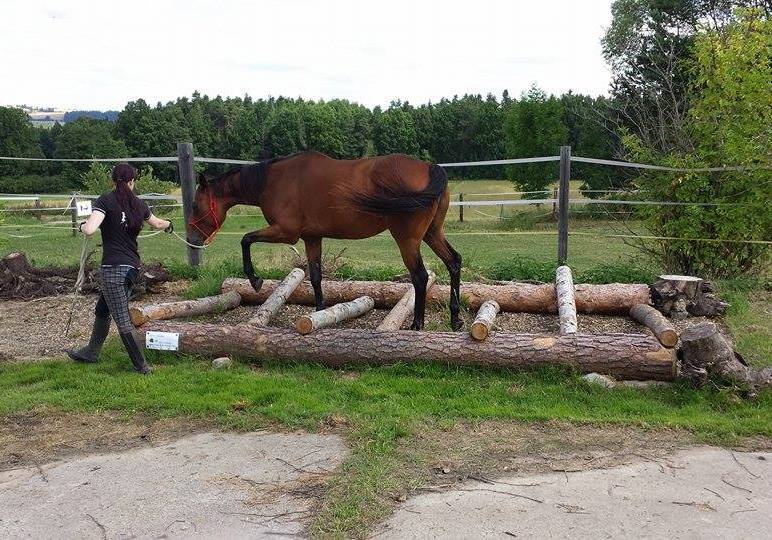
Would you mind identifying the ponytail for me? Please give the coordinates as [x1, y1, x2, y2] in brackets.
[112, 163, 144, 235]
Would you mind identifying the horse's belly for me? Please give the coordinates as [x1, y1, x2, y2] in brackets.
[303, 219, 388, 240]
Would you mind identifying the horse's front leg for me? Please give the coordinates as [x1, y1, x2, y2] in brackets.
[241, 225, 297, 292]
[303, 237, 326, 311]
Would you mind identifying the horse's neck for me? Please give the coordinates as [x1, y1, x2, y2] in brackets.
[227, 171, 262, 207]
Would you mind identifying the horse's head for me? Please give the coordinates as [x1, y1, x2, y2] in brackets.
[186, 174, 229, 246]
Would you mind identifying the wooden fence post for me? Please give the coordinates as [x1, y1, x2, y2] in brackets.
[459, 193, 464, 222]
[177, 142, 201, 267]
[70, 193, 77, 237]
[557, 145, 571, 265]
[35, 197, 42, 220]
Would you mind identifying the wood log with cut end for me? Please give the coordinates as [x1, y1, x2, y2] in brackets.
[470, 300, 500, 341]
[679, 322, 771, 389]
[296, 296, 375, 334]
[129, 291, 241, 326]
[651, 275, 728, 318]
[376, 272, 436, 331]
[222, 277, 651, 315]
[630, 304, 678, 348]
[139, 321, 678, 381]
[555, 265, 577, 335]
[247, 268, 305, 326]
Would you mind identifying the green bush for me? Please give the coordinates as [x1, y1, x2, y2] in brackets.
[0, 174, 79, 194]
[80, 162, 177, 196]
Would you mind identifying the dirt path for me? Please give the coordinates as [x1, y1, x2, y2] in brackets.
[376, 446, 772, 539]
[0, 431, 347, 539]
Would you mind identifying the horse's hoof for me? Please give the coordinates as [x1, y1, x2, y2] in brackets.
[410, 320, 424, 331]
[249, 277, 264, 293]
[315, 303, 326, 312]
[450, 319, 463, 331]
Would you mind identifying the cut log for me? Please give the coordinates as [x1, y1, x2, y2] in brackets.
[296, 296, 375, 334]
[630, 304, 678, 348]
[679, 322, 769, 390]
[470, 300, 500, 341]
[376, 272, 436, 331]
[139, 321, 678, 381]
[247, 268, 305, 326]
[129, 290, 241, 326]
[222, 277, 650, 315]
[651, 275, 728, 318]
[555, 266, 577, 334]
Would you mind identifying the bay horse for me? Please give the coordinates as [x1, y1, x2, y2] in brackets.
[186, 151, 462, 330]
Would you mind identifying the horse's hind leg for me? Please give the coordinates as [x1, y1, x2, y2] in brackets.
[241, 225, 297, 292]
[393, 235, 429, 330]
[424, 226, 463, 330]
[303, 237, 325, 311]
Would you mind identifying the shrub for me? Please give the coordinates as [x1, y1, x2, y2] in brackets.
[80, 163, 177, 196]
[0, 174, 80, 194]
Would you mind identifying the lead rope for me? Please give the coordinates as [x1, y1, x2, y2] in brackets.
[63, 233, 91, 336]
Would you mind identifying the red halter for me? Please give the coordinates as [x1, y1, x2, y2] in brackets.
[188, 190, 222, 245]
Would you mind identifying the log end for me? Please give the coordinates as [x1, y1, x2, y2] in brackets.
[129, 307, 147, 327]
[660, 329, 679, 348]
[470, 321, 489, 341]
[295, 316, 314, 335]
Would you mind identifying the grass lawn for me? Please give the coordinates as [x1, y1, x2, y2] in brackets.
[1, 184, 770, 538]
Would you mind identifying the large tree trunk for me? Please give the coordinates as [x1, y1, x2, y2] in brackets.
[248, 268, 305, 326]
[629, 304, 678, 348]
[377, 272, 436, 331]
[295, 296, 375, 334]
[222, 277, 651, 315]
[139, 321, 677, 381]
[555, 266, 577, 335]
[129, 291, 241, 326]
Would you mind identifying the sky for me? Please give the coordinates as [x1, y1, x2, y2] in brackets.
[0, 0, 615, 111]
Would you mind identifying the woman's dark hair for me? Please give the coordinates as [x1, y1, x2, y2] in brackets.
[112, 163, 143, 235]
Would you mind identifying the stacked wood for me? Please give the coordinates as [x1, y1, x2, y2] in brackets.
[139, 321, 678, 381]
[555, 266, 577, 335]
[129, 290, 241, 326]
[651, 275, 728, 318]
[680, 322, 771, 390]
[247, 268, 305, 326]
[295, 296, 375, 334]
[376, 271, 436, 331]
[629, 304, 678, 348]
[470, 300, 500, 341]
[222, 277, 650, 315]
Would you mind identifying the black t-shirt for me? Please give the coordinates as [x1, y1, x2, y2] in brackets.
[92, 191, 151, 267]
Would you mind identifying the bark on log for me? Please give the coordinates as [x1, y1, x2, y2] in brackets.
[376, 272, 436, 331]
[222, 277, 650, 315]
[247, 268, 305, 326]
[556, 266, 577, 335]
[470, 300, 500, 341]
[651, 275, 728, 318]
[630, 304, 678, 348]
[296, 296, 375, 334]
[679, 322, 770, 390]
[129, 290, 241, 326]
[139, 321, 678, 381]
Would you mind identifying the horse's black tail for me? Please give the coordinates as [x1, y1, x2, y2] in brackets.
[351, 164, 447, 214]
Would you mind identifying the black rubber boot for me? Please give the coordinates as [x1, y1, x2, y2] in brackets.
[119, 331, 152, 374]
[65, 316, 110, 363]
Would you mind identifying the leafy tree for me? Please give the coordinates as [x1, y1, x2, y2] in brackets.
[373, 108, 420, 156]
[0, 106, 45, 175]
[504, 86, 567, 195]
[264, 105, 305, 156]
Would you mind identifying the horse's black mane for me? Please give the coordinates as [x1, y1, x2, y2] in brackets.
[209, 152, 305, 200]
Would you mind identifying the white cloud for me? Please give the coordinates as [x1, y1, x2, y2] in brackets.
[0, 0, 614, 110]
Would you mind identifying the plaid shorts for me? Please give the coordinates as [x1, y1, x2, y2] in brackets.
[96, 265, 137, 333]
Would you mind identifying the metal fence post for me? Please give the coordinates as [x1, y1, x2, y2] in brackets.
[177, 142, 201, 267]
[459, 193, 464, 222]
[557, 146, 571, 265]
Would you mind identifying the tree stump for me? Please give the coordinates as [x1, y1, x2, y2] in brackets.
[651, 275, 728, 318]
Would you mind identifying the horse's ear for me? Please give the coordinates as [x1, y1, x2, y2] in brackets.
[197, 173, 208, 188]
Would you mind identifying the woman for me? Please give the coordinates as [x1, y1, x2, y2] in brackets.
[66, 163, 173, 374]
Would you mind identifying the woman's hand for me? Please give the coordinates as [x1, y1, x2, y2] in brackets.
[147, 214, 172, 231]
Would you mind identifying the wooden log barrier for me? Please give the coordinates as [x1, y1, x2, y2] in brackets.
[470, 300, 500, 341]
[222, 277, 651, 315]
[629, 303, 678, 348]
[129, 290, 241, 327]
[247, 268, 305, 326]
[295, 296, 375, 334]
[139, 322, 678, 381]
[555, 265, 577, 335]
[376, 271, 436, 331]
